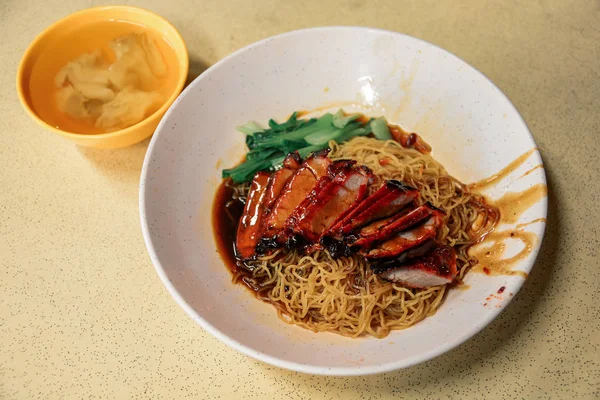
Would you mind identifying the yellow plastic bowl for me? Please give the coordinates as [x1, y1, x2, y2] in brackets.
[17, 6, 189, 148]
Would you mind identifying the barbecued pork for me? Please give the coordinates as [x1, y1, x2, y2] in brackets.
[262, 152, 302, 213]
[235, 171, 271, 259]
[371, 239, 436, 271]
[258, 149, 331, 251]
[349, 204, 437, 250]
[373, 245, 457, 288]
[362, 211, 444, 260]
[321, 180, 419, 256]
[285, 160, 370, 245]
[327, 180, 419, 238]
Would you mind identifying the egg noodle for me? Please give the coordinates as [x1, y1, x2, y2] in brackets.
[231, 137, 498, 338]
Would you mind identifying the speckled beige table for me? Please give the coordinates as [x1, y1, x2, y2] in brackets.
[1, 0, 599, 398]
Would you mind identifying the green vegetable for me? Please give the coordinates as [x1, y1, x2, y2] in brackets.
[236, 121, 263, 135]
[304, 121, 362, 146]
[268, 112, 301, 132]
[245, 134, 255, 149]
[332, 109, 360, 129]
[222, 157, 272, 183]
[253, 114, 334, 148]
[297, 144, 325, 158]
[246, 147, 281, 161]
[370, 117, 392, 140]
[222, 109, 393, 183]
[337, 127, 370, 143]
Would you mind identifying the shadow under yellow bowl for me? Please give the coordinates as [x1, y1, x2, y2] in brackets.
[17, 6, 189, 149]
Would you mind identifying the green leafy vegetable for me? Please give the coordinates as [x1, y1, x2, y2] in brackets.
[304, 121, 362, 146]
[236, 121, 263, 135]
[222, 157, 272, 183]
[245, 147, 281, 161]
[332, 109, 361, 129]
[222, 109, 396, 183]
[370, 117, 392, 141]
[337, 127, 370, 143]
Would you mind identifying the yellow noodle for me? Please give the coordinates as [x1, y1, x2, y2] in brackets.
[233, 137, 498, 338]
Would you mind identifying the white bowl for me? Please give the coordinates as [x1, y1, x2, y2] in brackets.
[140, 27, 547, 375]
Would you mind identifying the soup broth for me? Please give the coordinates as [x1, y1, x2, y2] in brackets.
[29, 20, 180, 134]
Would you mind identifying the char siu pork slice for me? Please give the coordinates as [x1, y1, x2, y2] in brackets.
[235, 171, 271, 259]
[286, 160, 367, 233]
[370, 239, 436, 273]
[373, 245, 458, 288]
[261, 152, 302, 213]
[327, 180, 419, 238]
[321, 180, 419, 256]
[362, 211, 444, 261]
[257, 150, 331, 251]
[304, 149, 332, 177]
[349, 204, 438, 251]
[284, 161, 370, 246]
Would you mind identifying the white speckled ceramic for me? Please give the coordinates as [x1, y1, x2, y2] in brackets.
[140, 27, 547, 376]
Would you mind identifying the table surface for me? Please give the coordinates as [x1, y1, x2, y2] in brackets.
[2, 0, 599, 398]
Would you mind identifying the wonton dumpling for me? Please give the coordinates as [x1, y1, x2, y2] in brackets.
[95, 87, 161, 130]
[54, 32, 166, 131]
[70, 81, 115, 102]
[55, 51, 110, 88]
[56, 85, 90, 119]
[108, 34, 157, 90]
[139, 33, 167, 77]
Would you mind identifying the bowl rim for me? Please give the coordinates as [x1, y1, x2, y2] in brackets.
[16, 5, 189, 139]
[139, 26, 547, 376]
